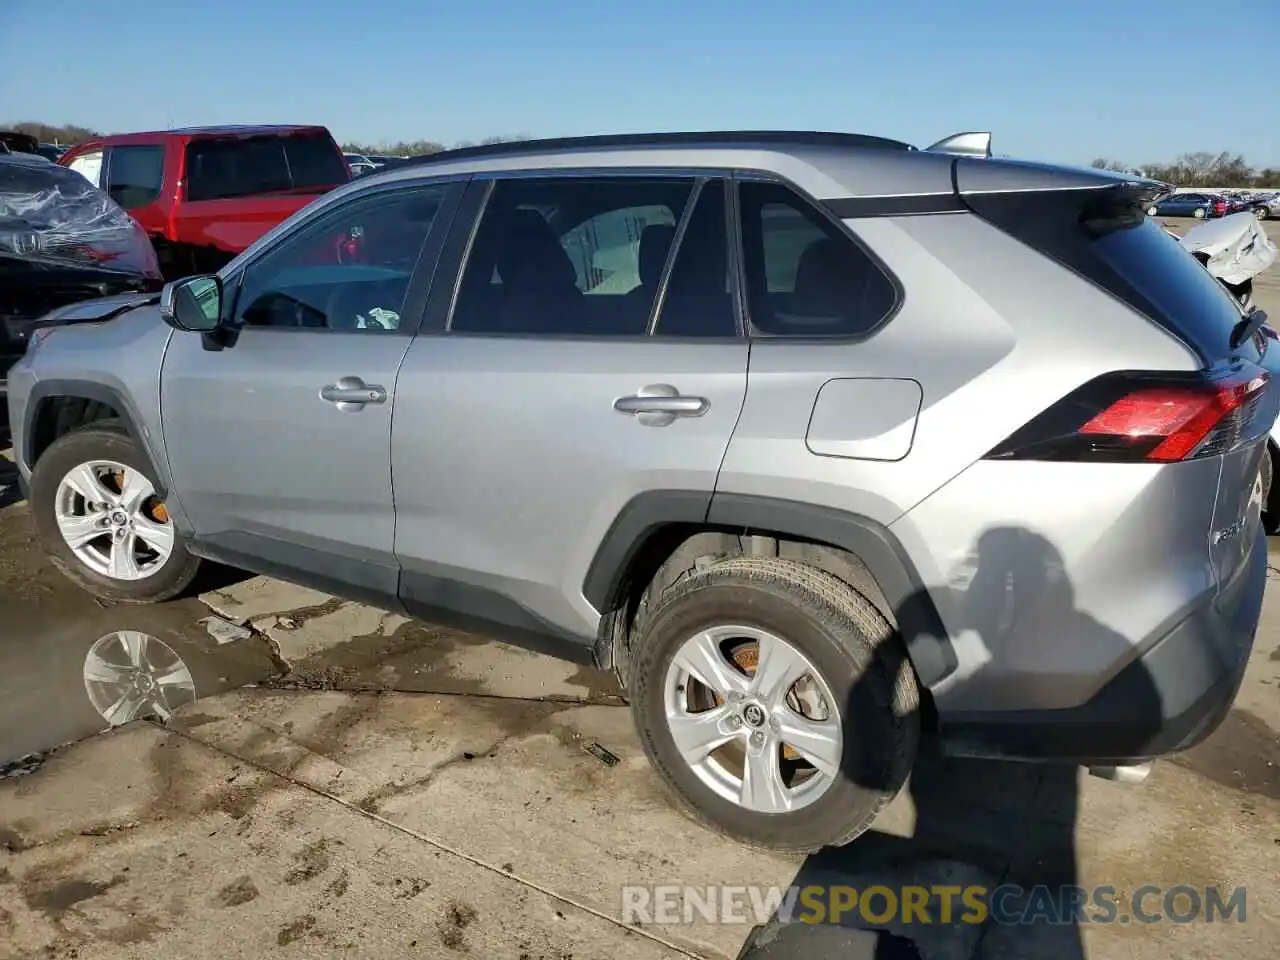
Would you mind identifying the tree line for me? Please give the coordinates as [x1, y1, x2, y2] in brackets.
[340, 134, 530, 157]
[1091, 152, 1280, 188]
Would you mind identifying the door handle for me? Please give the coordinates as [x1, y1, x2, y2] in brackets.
[320, 376, 387, 411]
[614, 384, 710, 426]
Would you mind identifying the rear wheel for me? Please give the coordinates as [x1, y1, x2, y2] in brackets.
[30, 423, 200, 603]
[627, 556, 918, 852]
[1146, 205, 1159, 217]
[1193, 207, 1207, 218]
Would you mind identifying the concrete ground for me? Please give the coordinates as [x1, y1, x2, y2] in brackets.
[1, 215, 1278, 958]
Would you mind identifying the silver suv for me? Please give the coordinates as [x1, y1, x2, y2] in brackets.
[6, 131, 1274, 851]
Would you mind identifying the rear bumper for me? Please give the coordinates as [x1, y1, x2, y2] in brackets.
[938, 529, 1264, 763]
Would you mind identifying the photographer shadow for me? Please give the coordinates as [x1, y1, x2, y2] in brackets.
[743, 526, 1165, 960]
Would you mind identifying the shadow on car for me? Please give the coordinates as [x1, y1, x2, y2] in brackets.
[741, 526, 1167, 960]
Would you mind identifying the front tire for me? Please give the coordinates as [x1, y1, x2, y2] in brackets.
[30, 422, 200, 603]
[627, 556, 918, 852]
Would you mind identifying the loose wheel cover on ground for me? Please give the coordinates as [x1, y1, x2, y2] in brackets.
[626, 556, 919, 852]
[29, 421, 201, 603]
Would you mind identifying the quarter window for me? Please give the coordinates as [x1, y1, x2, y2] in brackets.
[232, 185, 446, 332]
[106, 145, 164, 210]
[450, 177, 696, 336]
[739, 180, 897, 338]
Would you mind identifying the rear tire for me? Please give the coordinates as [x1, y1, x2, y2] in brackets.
[627, 556, 918, 852]
[1194, 207, 1207, 218]
[30, 422, 201, 603]
[1146, 206, 1159, 217]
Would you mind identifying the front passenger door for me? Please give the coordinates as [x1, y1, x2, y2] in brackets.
[160, 180, 460, 604]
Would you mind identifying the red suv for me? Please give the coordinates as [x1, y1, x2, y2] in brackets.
[58, 125, 350, 279]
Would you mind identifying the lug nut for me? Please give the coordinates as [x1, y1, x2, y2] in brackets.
[726, 716, 741, 729]
[750, 731, 766, 746]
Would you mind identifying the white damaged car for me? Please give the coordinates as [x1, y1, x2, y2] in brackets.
[1176, 211, 1277, 310]
[1174, 213, 1280, 528]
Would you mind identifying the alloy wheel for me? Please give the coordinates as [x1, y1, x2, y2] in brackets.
[54, 460, 174, 581]
[663, 625, 842, 813]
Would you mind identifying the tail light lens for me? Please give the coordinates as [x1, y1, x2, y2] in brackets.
[985, 369, 1270, 463]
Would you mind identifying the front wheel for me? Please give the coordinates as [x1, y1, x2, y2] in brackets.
[627, 556, 918, 852]
[1146, 205, 1159, 217]
[30, 422, 201, 603]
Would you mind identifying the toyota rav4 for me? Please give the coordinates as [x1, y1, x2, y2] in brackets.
[5, 131, 1273, 851]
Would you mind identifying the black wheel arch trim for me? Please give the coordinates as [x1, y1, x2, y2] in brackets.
[22, 379, 171, 497]
[582, 490, 957, 687]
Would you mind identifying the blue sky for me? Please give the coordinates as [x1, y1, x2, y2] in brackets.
[2, 0, 1277, 166]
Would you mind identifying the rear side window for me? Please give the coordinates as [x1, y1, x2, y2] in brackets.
[186, 134, 346, 202]
[738, 180, 897, 337]
[967, 188, 1248, 363]
[450, 176, 696, 337]
[283, 135, 349, 190]
[106, 145, 164, 209]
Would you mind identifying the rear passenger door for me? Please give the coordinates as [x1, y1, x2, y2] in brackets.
[712, 176, 917, 525]
[391, 174, 748, 647]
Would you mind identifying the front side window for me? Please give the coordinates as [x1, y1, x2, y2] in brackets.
[106, 145, 164, 209]
[231, 185, 446, 332]
[450, 176, 696, 336]
[739, 180, 897, 338]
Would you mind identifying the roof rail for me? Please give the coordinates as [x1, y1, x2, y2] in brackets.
[925, 132, 992, 158]
[403, 130, 915, 167]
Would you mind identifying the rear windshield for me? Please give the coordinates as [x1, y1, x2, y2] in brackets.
[966, 187, 1250, 364]
[1091, 218, 1247, 360]
[185, 133, 346, 202]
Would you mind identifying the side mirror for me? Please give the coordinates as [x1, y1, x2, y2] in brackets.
[160, 275, 223, 333]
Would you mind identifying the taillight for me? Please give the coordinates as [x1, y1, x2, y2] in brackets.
[985, 369, 1271, 463]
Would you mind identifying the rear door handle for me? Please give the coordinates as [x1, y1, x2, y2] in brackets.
[614, 384, 710, 426]
[321, 376, 387, 411]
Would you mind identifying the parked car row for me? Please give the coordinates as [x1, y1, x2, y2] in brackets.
[1149, 190, 1278, 220]
[0, 132, 70, 163]
[344, 152, 411, 176]
[57, 125, 351, 279]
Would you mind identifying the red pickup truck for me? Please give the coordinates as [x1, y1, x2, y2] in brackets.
[58, 125, 351, 279]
